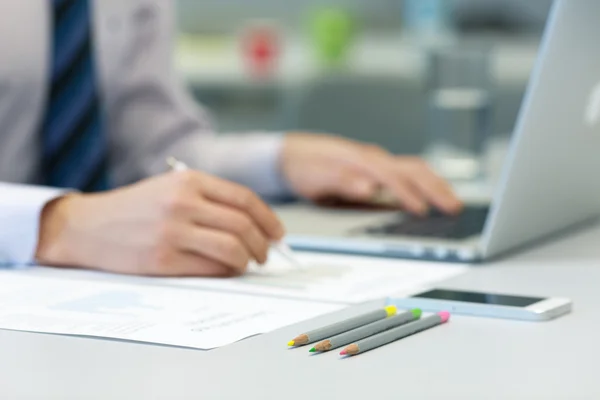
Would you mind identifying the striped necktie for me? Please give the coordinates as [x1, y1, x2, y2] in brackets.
[40, 0, 110, 191]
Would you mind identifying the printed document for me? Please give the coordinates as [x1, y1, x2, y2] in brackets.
[0, 271, 341, 349]
[155, 252, 468, 303]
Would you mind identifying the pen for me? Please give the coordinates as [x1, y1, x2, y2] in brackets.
[166, 157, 304, 268]
[166, 156, 188, 172]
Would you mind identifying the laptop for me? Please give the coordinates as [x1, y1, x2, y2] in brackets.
[276, 0, 600, 263]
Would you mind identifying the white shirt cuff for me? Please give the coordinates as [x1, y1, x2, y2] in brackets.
[213, 133, 293, 198]
[0, 183, 67, 266]
[167, 133, 294, 199]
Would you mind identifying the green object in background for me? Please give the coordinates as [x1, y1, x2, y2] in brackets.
[309, 7, 355, 67]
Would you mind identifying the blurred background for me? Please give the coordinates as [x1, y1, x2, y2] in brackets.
[174, 0, 553, 183]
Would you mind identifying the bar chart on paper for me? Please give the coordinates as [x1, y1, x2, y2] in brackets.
[160, 253, 467, 304]
[50, 291, 161, 316]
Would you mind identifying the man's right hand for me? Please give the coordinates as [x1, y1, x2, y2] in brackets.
[35, 171, 285, 277]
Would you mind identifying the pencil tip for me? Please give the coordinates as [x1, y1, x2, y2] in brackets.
[309, 347, 316, 352]
[339, 350, 347, 356]
[287, 341, 295, 347]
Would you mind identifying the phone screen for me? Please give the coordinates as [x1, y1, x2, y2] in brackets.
[413, 289, 544, 307]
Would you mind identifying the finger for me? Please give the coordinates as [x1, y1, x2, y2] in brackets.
[199, 175, 285, 240]
[351, 150, 429, 215]
[396, 158, 463, 214]
[152, 251, 235, 277]
[330, 169, 379, 202]
[386, 178, 430, 215]
[175, 226, 251, 275]
[192, 201, 270, 264]
[303, 163, 379, 202]
[412, 175, 463, 214]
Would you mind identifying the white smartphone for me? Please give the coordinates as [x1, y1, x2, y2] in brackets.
[388, 288, 572, 321]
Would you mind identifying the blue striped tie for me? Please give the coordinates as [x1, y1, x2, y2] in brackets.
[40, 0, 110, 191]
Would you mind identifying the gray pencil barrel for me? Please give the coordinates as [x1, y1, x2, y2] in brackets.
[327, 310, 417, 349]
[306, 306, 395, 342]
[355, 314, 444, 353]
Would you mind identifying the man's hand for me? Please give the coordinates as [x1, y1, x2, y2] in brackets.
[35, 171, 284, 277]
[281, 133, 463, 215]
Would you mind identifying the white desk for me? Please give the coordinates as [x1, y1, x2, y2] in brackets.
[1, 221, 599, 399]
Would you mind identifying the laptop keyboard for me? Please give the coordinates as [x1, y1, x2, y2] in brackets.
[362, 205, 490, 240]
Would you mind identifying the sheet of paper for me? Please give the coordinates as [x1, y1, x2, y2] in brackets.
[154, 252, 468, 304]
[0, 271, 342, 349]
[22, 252, 468, 305]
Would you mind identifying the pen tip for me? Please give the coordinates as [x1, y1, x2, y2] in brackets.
[339, 350, 347, 356]
[287, 341, 295, 347]
[309, 347, 316, 353]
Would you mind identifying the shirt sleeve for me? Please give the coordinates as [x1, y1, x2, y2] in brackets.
[0, 183, 66, 266]
[104, 2, 293, 199]
[162, 132, 293, 199]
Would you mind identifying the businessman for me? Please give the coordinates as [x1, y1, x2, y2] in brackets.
[0, 0, 461, 277]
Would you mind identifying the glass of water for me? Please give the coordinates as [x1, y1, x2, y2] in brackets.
[424, 46, 493, 182]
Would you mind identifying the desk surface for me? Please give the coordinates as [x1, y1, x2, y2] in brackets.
[2, 224, 599, 399]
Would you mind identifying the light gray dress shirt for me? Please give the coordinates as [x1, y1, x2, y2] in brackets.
[0, 0, 289, 265]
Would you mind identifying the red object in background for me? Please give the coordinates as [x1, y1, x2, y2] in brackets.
[242, 24, 280, 78]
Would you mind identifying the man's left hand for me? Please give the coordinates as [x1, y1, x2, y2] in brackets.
[280, 133, 463, 216]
